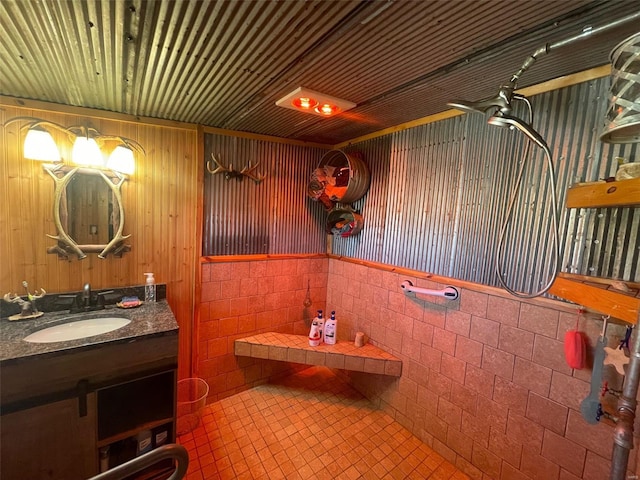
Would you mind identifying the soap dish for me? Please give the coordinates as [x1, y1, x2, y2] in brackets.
[117, 297, 143, 309]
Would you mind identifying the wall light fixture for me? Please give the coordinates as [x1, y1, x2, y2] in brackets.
[22, 125, 61, 162]
[275, 87, 356, 117]
[3, 117, 144, 175]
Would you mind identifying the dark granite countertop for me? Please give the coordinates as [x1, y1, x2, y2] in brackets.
[0, 300, 178, 364]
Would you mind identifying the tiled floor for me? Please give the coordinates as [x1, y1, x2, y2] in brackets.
[177, 366, 470, 480]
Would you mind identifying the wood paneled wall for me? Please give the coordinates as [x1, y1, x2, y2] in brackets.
[0, 99, 199, 378]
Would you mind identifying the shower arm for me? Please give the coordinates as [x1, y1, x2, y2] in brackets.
[507, 11, 640, 88]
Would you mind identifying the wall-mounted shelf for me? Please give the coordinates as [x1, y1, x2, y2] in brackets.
[549, 273, 640, 324]
[235, 332, 402, 376]
[551, 177, 640, 323]
[566, 177, 640, 208]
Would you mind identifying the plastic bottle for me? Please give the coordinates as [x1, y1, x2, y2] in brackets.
[144, 273, 156, 303]
[309, 319, 321, 347]
[324, 311, 337, 345]
[315, 310, 324, 343]
[99, 446, 110, 472]
[136, 429, 152, 456]
[154, 426, 168, 448]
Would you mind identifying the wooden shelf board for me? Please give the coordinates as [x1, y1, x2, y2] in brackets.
[566, 177, 640, 209]
[97, 418, 174, 448]
[549, 274, 640, 324]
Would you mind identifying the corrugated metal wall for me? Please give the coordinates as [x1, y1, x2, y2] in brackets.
[337, 77, 639, 291]
[202, 134, 328, 256]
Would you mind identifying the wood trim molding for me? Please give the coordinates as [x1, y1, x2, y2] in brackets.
[202, 125, 331, 149]
[333, 65, 611, 149]
[0, 95, 199, 131]
[201, 254, 328, 263]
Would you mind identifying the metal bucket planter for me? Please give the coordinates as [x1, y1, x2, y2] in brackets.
[326, 208, 364, 237]
[308, 150, 371, 208]
[601, 32, 640, 143]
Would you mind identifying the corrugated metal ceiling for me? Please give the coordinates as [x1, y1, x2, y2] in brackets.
[1, 0, 638, 144]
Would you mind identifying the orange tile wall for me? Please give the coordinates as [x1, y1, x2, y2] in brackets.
[327, 259, 638, 480]
[197, 258, 327, 401]
[197, 256, 639, 479]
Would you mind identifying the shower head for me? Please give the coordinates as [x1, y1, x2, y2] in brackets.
[447, 85, 515, 115]
[487, 112, 548, 151]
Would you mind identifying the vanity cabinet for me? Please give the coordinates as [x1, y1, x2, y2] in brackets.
[0, 368, 176, 480]
[0, 301, 179, 480]
[1, 395, 98, 480]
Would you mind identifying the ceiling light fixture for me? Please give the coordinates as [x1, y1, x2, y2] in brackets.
[276, 87, 356, 117]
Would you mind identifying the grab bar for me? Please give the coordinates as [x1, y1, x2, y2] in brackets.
[87, 443, 189, 480]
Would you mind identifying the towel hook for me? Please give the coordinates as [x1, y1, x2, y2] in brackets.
[601, 315, 610, 338]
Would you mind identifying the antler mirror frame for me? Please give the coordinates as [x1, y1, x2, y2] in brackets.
[44, 164, 131, 259]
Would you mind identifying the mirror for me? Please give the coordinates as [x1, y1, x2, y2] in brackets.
[44, 164, 130, 259]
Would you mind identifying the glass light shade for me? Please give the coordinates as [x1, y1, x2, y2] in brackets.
[292, 96, 318, 110]
[23, 127, 61, 162]
[72, 136, 103, 167]
[315, 103, 340, 116]
[107, 145, 135, 174]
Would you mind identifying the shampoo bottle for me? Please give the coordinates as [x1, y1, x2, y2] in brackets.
[144, 273, 156, 303]
[324, 311, 337, 345]
[315, 310, 324, 343]
[309, 319, 321, 347]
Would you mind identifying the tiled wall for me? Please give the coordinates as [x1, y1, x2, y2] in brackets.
[198, 257, 328, 401]
[327, 259, 637, 480]
[198, 256, 638, 478]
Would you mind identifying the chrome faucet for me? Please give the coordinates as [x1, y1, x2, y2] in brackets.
[82, 282, 91, 307]
[67, 282, 112, 313]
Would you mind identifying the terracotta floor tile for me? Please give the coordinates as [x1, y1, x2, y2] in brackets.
[177, 366, 469, 479]
[197, 451, 214, 467]
[217, 466, 236, 480]
[248, 462, 266, 477]
[200, 462, 218, 478]
[215, 455, 232, 472]
[232, 461, 249, 476]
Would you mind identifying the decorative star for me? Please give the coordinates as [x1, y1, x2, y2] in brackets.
[604, 346, 629, 376]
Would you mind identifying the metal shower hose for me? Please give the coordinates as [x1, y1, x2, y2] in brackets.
[494, 101, 559, 298]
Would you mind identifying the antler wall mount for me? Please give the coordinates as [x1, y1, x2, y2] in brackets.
[206, 153, 266, 184]
[45, 164, 131, 260]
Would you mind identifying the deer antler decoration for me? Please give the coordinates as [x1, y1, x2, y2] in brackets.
[4, 281, 46, 318]
[206, 153, 266, 184]
[240, 161, 266, 184]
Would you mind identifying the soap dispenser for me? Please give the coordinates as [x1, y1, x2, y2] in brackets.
[144, 273, 156, 303]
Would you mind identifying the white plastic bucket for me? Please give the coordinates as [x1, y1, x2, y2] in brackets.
[176, 378, 209, 435]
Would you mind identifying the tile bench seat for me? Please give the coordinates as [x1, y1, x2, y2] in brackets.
[234, 332, 402, 376]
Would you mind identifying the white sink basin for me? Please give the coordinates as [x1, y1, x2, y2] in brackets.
[24, 317, 131, 343]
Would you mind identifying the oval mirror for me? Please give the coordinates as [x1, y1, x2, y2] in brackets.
[45, 164, 130, 259]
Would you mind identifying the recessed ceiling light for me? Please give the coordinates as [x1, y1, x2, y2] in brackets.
[276, 87, 356, 117]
